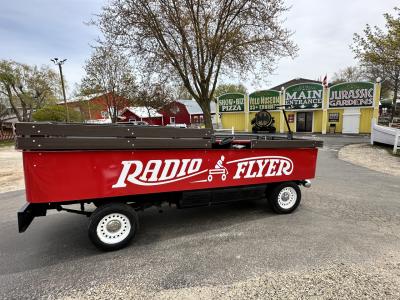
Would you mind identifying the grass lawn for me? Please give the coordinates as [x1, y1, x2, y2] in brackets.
[0, 140, 15, 148]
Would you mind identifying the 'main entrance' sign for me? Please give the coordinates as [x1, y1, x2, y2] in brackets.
[249, 90, 280, 112]
[285, 83, 323, 109]
[329, 82, 374, 108]
[218, 93, 245, 112]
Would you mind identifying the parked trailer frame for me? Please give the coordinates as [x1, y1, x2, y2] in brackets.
[15, 122, 322, 251]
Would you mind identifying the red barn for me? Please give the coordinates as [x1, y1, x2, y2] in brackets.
[62, 92, 130, 122]
[119, 107, 163, 125]
[159, 99, 216, 127]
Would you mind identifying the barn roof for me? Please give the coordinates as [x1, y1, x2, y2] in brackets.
[123, 106, 163, 118]
[177, 99, 216, 115]
[60, 93, 104, 104]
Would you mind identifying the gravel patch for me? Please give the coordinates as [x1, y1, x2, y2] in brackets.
[62, 261, 400, 300]
[0, 146, 24, 193]
[338, 143, 400, 177]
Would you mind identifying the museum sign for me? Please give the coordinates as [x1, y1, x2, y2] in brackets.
[249, 90, 280, 112]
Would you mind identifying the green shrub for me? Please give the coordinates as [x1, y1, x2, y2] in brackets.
[33, 105, 82, 122]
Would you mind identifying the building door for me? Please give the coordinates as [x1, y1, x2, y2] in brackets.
[296, 112, 313, 132]
[342, 108, 360, 134]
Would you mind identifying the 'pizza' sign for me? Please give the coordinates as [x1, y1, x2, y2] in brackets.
[218, 93, 245, 112]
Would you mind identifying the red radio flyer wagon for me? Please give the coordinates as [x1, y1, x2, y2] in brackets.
[15, 122, 322, 251]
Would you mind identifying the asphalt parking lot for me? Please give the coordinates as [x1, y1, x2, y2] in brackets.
[0, 135, 399, 299]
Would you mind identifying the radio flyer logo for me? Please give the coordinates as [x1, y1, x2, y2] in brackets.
[112, 155, 294, 188]
[207, 155, 228, 182]
[112, 158, 205, 187]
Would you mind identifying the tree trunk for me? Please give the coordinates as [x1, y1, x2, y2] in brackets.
[146, 107, 152, 124]
[198, 99, 213, 129]
[111, 94, 118, 123]
[20, 102, 28, 122]
[0, 121, 4, 138]
[111, 95, 117, 123]
[27, 105, 33, 122]
[5, 86, 22, 122]
[112, 111, 117, 123]
[392, 78, 398, 122]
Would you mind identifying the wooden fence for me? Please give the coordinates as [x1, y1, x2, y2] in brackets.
[371, 122, 400, 154]
[0, 130, 15, 141]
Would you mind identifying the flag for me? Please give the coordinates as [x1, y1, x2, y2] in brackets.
[322, 74, 328, 88]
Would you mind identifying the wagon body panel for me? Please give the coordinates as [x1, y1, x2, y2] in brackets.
[23, 148, 318, 203]
[16, 122, 323, 250]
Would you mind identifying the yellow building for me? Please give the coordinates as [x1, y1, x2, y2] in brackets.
[218, 93, 248, 131]
[217, 79, 380, 134]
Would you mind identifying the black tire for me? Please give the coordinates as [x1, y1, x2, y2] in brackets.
[267, 182, 301, 214]
[88, 203, 139, 251]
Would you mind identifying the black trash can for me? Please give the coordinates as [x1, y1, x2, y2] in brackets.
[329, 123, 336, 134]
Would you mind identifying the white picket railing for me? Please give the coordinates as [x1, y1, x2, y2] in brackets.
[371, 122, 400, 154]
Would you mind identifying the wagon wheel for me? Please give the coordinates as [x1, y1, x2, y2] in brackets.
[88, 203, 139, 251]
[221, 174, 227, 181]
[207, 174, 213, 182]
[267, 182, 301, 214]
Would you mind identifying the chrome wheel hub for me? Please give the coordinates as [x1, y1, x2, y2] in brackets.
[106, 220, 122, 233]
[281, 192, 290, 201]
[96, 213, 131, 245]
[277, 187, 297, 209]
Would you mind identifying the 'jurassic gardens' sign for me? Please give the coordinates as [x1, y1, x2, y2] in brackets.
[329, 82, 374, 108]
[218, 93, 245, 112]
[285, 83, 323, 109]
[249, 90, 280, 112]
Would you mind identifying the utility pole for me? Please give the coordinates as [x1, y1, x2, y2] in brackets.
[51, 58, 69, 122]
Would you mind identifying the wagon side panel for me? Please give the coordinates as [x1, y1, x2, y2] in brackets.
[23, 148, 318, 203]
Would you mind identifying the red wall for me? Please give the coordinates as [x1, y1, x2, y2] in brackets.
[119, 110, 163, 125]
[159, 101, 191, 125]
[66, 92, 130, 121]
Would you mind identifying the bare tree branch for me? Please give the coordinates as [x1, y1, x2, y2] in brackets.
[0, 60, 60, 122]
[95, 0, 297, 128]
[80, 44, 137, 123]
[352, 7, 400, 121]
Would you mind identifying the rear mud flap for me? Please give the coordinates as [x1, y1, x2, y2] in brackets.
[18, 203, 47, 233]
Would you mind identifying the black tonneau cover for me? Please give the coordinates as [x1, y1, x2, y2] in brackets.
[14, 122, 323, 150]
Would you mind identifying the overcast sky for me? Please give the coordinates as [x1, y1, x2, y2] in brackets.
[0, 0, 398, 96]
